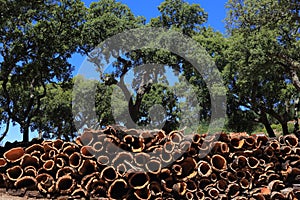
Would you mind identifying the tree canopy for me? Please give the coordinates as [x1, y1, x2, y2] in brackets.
[0, 0, 299, 142]
[225, 0, 299, 136]
[0, 0, 86, 142]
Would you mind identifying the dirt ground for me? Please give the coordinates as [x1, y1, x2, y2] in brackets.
[0, 189, 104, 199]
[0, 194, 44, 200]
[0, 193, 72, 200]
[0, 189, 71, 200]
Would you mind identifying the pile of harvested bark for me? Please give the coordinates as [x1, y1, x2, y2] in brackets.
[0, 126, 299, 199]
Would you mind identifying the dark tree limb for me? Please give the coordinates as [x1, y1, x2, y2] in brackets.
[0, 117, 10, 142]
[276, 54, 300, 91]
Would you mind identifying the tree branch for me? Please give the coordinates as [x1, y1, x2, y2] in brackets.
[1, 78, 20, 124]
[276, 54, 300, 91]
[0, 117, 10, 142]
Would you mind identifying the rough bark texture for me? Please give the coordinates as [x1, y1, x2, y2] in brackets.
[0, 127, 299, 199]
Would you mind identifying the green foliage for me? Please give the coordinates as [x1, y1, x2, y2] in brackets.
[82, 0, 145, 52]
[150, 0, 207, 36]
[32, 83, 76, 141]
[0, 0, 86, 142]
[270, 123, 295, 134]
[226, 0, 300, 90]
[0, 0, 143, 141]
[83, 0, 216, 134]
[226, 109, 259, 134]
[140, 83, 180, 132]
[1, 0, 299, 142]
[251, 122, 294, 136]
[193, 27, 229, 71]
[224, 0, 299, 136]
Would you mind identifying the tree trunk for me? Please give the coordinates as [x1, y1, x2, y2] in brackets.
[0, 118, 10, 142]
[280, 109, 289, 135]
[119, 72, 153, 129]
[260, 113, 276, 137]
[266, 109, 289, 136]
[289, 67, 300, 92]
[22, 125, 29, 143]
[263, 122, 276, 138]
[280, 122, 289, 135]
[128, 98, 140, 125]
[277, 54, 300, 92]
[38, 130, 43, 140]
[295, 98, 299, 133]
[294, 118, 299, 133]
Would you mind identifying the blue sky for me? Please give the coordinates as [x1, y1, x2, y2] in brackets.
[71, 0, 228, 75]
[2, 0, 228, 144]
[81, 0, 227, 32]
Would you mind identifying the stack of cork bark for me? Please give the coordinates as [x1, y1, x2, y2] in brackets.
[0, 126, 299, 200]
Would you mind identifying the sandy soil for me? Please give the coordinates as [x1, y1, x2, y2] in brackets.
[0, 194, 44, 200]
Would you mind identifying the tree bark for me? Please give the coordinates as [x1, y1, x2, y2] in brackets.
[118, 70, 153, 129]
[260, 112, 276, 137]
[22, 125, 29, 143]
[0, 118, 10, 142]
[294, 118, 299, 133]
[289, 67, 300, 92]
[38, 130, 43, 140]
[280, 122, 289, 135]
[277, 54, 300, 91]
[265, 107, 289, 136]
